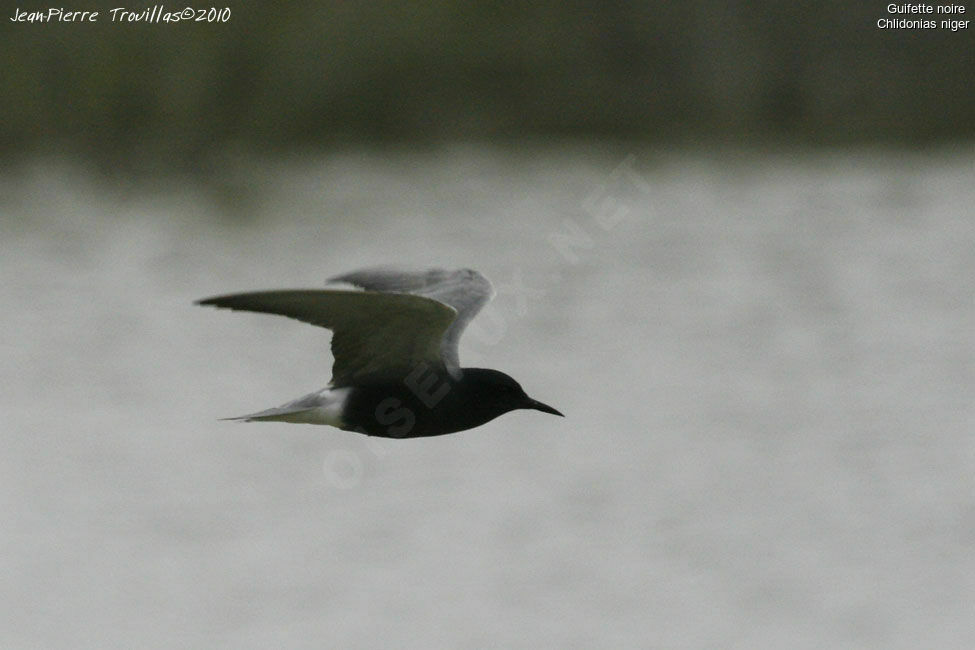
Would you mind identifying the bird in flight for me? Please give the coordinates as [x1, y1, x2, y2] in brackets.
[196, 267, 563, 438]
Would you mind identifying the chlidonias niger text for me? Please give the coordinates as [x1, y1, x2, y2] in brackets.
[196, 267, 563, 438]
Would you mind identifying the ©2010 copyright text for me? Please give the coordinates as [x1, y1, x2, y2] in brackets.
[9, 7, 232, 23]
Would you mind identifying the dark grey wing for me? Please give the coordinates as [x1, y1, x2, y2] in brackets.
[196, 289, 457, 386]
[328, 267, 495, 375]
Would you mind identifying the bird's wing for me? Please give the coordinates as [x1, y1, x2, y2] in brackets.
[196, 289, 457, 387]
[328, 267, 495, 376]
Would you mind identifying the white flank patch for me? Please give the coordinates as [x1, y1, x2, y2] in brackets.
[310, 387, 352, 426]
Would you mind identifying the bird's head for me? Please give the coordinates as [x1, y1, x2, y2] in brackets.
[463, 368, 564, 418]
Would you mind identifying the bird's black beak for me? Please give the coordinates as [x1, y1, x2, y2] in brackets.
[525, 398, 564, 417]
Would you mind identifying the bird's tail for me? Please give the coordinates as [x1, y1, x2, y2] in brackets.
[219, 388, 348, 426]
[219, 405, 301, 422]
[221, 405, 337, 424]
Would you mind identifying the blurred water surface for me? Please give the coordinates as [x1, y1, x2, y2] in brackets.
[2, 147, 974, 648]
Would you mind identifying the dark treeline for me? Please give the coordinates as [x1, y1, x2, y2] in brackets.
[3, 1, 973, 168]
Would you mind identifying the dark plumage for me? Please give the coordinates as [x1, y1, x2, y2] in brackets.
[196, 267, 562, 438]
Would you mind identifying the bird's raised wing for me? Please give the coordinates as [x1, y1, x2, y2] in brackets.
[328, 267, 495, 376]
[196, 289, 457, 387]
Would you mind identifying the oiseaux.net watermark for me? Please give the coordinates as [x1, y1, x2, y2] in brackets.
[9, 6, 231, 23]
[322, 154, 654, 490]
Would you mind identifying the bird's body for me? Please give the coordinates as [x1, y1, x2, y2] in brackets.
[197, 267, 562, 438]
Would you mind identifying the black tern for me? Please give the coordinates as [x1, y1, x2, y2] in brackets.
[196, 267, 563, 438]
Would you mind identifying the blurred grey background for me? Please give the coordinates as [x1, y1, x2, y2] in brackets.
[2, 4, 974, 649]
